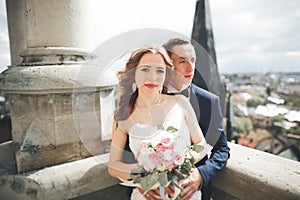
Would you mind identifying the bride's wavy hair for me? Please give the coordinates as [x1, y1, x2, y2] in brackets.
[114, 45, 173, 126]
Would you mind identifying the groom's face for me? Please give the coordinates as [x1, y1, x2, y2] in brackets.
[170, 44, 196, 85]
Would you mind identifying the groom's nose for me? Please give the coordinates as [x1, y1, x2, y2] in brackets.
[185, 61, 194, 72]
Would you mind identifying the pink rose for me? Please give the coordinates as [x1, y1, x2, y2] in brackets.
[166, 160, 175, 171]
[161, 138, 171, 146]
[168, 143, 175, 150]
[155, 143, 167, 152]
[149, 153, 164, 165]
[173, 154, 184, 166]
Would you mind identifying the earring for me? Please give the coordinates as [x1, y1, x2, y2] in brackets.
[132, 82, 137, 92]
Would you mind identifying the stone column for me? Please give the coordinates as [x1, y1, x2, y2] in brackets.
[6, 0, 26, 66]
[0, 0, 117, 173]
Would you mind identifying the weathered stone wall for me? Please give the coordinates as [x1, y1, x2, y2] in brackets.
[8, 91, 112, 172]
[0, 0, 117, 174]
[0, 154, 119, 200]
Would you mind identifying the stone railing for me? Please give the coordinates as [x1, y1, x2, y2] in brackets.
[211, 142, 300, 200]
[0, 142, 118, 200]
[0, 142, 299, 199]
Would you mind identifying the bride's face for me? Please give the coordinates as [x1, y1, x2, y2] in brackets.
[135, 53, 167, 94]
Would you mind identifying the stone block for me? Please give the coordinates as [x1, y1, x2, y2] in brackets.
[0, 154, 119, 200]
[9, 91, 110, 173]
[0, 141, 17, 175]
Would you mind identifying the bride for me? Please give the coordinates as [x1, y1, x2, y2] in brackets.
[108, 45, 208, 199]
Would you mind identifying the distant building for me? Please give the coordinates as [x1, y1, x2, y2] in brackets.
[238, 128, 287, 155]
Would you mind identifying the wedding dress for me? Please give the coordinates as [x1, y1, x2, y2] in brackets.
[128, 97, 202, 200]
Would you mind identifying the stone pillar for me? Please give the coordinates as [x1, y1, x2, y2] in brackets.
[6, 0, 26, 66]
[0, 0, 117, 173]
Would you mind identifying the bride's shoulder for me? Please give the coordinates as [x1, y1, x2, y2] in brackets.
[117, 118, 133, 133]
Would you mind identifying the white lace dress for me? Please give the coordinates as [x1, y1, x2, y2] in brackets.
[128, 101, 202, 200]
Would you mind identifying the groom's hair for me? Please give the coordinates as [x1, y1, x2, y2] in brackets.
[162, 38, 191, 57]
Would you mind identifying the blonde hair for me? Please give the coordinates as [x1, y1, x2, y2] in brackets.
[114, 45, 173, 126]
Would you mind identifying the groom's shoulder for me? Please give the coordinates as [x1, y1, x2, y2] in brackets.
[191, 84, 219, 101]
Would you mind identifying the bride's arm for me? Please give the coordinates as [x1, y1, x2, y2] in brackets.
[108, 127, 138, 180]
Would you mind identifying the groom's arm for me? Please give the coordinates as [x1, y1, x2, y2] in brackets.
[197, 96, 230, 186]
[197, 129, 229, 186]
[180, 95, 229, 200]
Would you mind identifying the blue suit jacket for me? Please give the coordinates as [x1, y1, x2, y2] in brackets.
[190, 84, 230, 199]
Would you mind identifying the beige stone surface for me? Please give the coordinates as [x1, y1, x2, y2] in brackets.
[0, 1, 120, 198]
[0, 64, 117, 93]
[212, 142, 300, 200]
[6, 0, 26, 66]
[0, 141, 17, 175]
[8, 90, 114, 173]
[0, 154, 119, 200]
[25, 0, 90, 49]
[0, 64, 117, 174]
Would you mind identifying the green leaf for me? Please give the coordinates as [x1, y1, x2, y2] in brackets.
[131, 167, 142, 175]
[167, 126, 178, 133]
[185, 160, 193, 171]
[192, 144, 204, 153]
[167, 172, 173, 181]
[158, 172, 169, 186]
[190, 157, 195, 165]
[172, 178, 183, 191]
[174, 169, 186, 180]
[140, 173, 158, 191]
[130, 174, 139, 183]
[180, 167, 189, 175]
[157, 124, 164, 130]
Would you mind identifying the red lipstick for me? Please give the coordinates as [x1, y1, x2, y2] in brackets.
[144, 83, 157, 89]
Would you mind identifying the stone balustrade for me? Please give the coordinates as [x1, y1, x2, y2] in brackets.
[1, 142, 299, 199]
[211, 142, 300, 200]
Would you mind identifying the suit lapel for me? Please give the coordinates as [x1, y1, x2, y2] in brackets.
[190, 85, 200, 123]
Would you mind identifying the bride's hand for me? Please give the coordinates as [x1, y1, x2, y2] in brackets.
[138, 184, 174, 200]
[138, 187, 162, 200]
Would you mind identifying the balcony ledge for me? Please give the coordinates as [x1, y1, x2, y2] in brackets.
[212, 142, 300, 200]
[0, 142, 299, 199]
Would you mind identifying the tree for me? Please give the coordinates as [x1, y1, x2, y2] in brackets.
[246, 97, 264, 107]
[286, 126, 300, 136]
[235, 116, 253, 133]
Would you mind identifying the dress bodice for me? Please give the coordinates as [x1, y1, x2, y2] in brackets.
[127, 97, 202, 200]
[128, 101, 191, 159]
[127, 97, 201, 200]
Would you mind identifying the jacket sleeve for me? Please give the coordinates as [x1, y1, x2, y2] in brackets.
[196, 96, 230, 186]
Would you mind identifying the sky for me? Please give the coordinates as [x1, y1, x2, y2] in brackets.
[0, 0, 299, 74]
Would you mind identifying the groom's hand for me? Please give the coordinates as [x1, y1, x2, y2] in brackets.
[180, 168, 203, 200]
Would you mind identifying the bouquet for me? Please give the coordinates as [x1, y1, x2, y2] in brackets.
[120, 125, 204, 199]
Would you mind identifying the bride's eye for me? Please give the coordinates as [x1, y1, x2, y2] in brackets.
[157, 69, 165, 74]
[140, 67, 150, 72]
